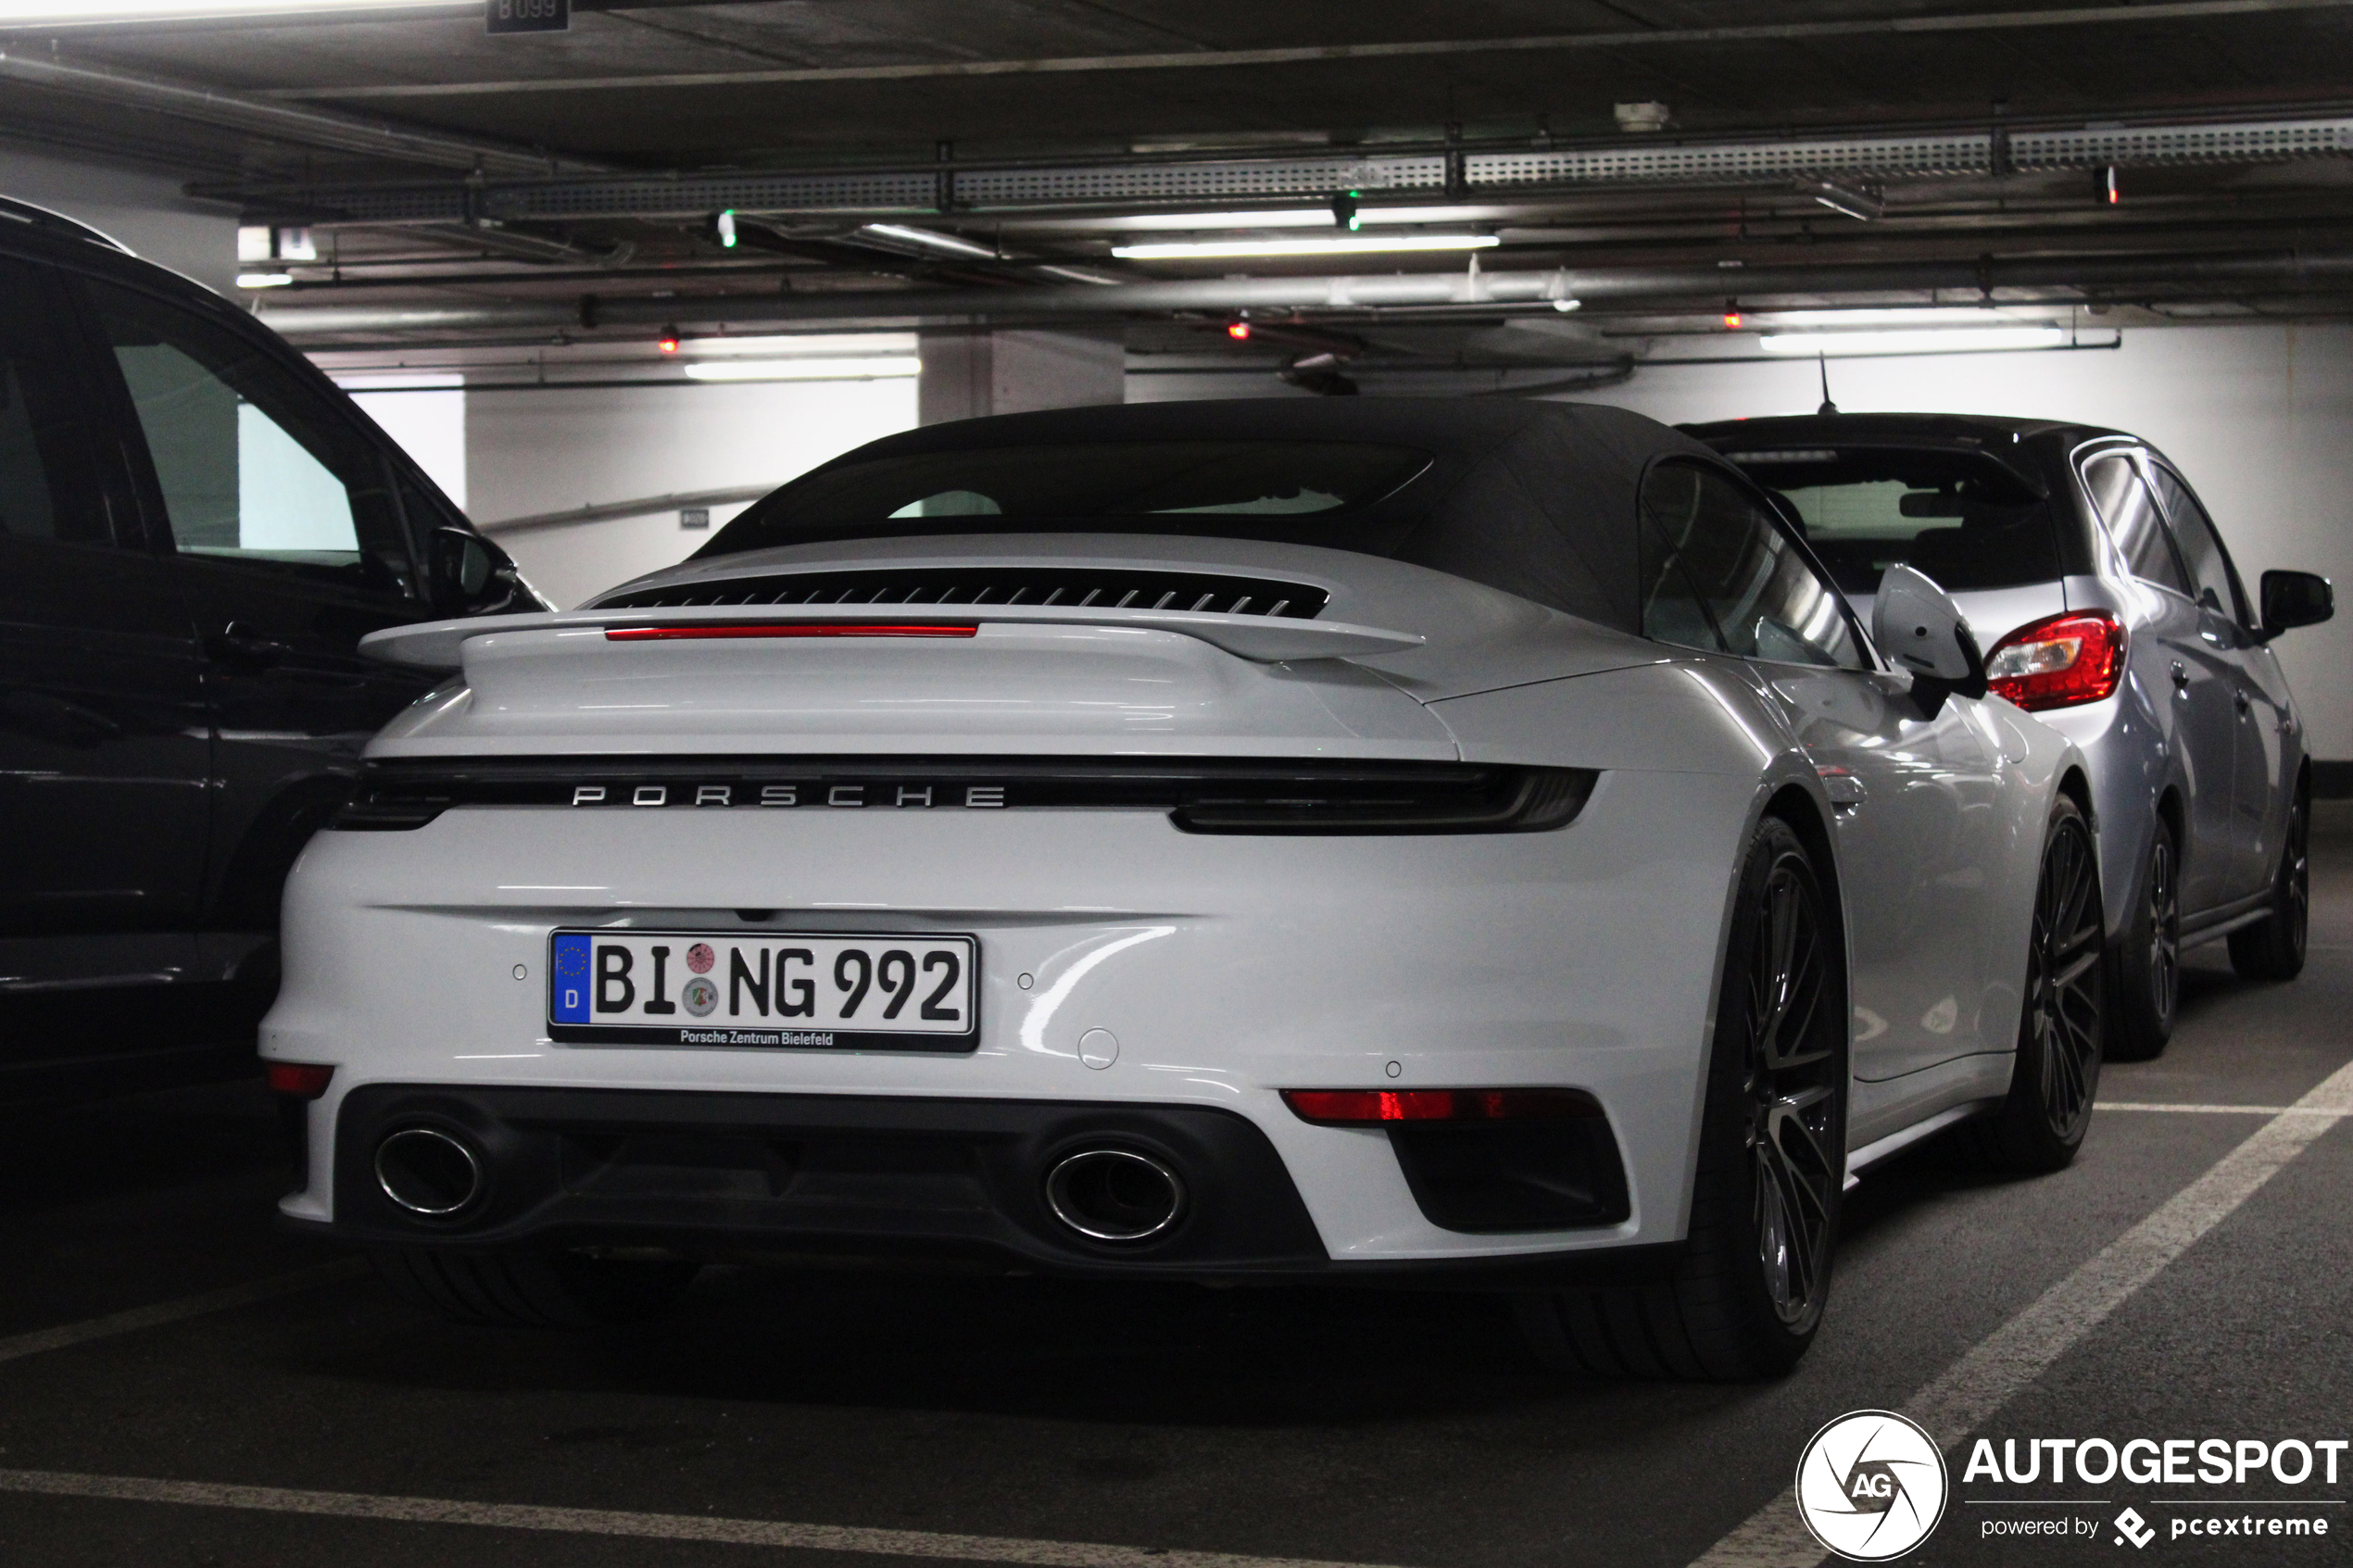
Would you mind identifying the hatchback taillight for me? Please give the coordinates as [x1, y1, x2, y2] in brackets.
[1984, 610, 2126, 710]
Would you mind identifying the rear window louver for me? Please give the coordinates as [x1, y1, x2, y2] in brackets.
[596, 568, 1329, 620]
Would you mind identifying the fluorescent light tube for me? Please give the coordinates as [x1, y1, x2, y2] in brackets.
[1763, 308, 2053, 328]
[682, 357, 921, 382]
[1112, 234, 1499, 260]
[1759, 327, 2067, 357]
[235, 271, 295, 289]
[686, 333, 918, 358]
[333, 373, 462, 391]
[1074, 206, 1506, 232]
[859, 224, 1000, 259]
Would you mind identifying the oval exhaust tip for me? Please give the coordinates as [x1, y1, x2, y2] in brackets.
[374, 1126, 484, 1217]
[1044, 1148, 1186, 1243]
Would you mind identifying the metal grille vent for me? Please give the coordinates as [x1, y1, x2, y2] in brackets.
[953, 154, 1442, 205]
[1470, 132, 1991, 187]
[597, 568, 1329, 619]
[2011, 118, 2353, 169]
[484, 171, 936, 222]
[269, 114, 2353, 228]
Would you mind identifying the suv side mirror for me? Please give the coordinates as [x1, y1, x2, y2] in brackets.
[429, 525, 523, 615]
[1872, 563, 1988, 711]
[2259, 570, 2334, 641]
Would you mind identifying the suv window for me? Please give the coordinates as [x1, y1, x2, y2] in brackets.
[1638, 460, 1866, 670]
[84, 281, 416, 599]
[2081, 453, 2191, 597]
[0, 258, 112, 547]
[2146, 465, 2249, 624]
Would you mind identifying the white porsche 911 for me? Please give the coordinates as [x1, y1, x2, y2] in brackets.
[263, 399, 2105, 1379]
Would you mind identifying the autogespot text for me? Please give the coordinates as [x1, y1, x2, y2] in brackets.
[1963, 1436, 2345, 1549]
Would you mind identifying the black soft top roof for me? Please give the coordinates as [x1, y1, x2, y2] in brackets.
[708, 397, 1729, 635]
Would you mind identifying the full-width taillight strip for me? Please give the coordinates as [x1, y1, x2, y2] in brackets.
[604, 623, 979, 641]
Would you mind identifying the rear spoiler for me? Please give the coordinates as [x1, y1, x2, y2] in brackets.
[360, 603, 1427, 669]
[1714, 435, 2050, 498]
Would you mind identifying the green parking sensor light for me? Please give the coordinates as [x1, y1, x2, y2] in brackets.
[1331, 191, 1361, 232]
[715, 210, 738, 248]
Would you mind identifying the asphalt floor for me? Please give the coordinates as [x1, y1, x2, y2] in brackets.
[1, 809, 2347, 1567]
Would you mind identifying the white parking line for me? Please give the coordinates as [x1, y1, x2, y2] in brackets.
[2098, 1102, 2335, 1115]
[0, 1261, 365, 1368]
[0, 1469, 1413, 1568]
[1690, 1056, 2353, 1568]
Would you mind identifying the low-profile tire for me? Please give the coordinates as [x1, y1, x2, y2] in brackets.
[2105, 816, 2180, 1061]
[2228, 792, 2309, 982]
[1976, 795, 2106, 1174]
[1515, 815, 1846, 1382]
[371, 1248, 699, 1328]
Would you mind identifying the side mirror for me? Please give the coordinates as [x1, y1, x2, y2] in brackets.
[429, 526, 523, 614]
[1872, 563, 1988, 710]
[2259, 570, 2334, 641]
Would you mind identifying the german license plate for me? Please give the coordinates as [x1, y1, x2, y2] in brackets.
[547, 930, 978, 1051]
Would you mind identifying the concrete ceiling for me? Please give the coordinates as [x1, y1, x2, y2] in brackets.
[7, 1, 2353, 372]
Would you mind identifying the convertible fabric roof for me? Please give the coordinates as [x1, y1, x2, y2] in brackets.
[704, 398, 1727, 635]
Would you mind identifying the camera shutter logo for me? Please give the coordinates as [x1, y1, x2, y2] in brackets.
[1794, 1410, 1949, 1561]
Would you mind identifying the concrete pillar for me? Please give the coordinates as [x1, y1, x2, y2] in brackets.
[918, 327, 1125, 424]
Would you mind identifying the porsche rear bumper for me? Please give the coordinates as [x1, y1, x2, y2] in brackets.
[265, 764, 1755, 1266]
[296, 1083, 1647, 1282]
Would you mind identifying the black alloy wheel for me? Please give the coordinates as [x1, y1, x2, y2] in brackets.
[2229, 793, 2310, 981]
[1979, 795, 2106, 1173]
[1515, 815, 1845, 1380]
[2107, 818, 2179, 1061]
[1744, 844, 1843, 1329]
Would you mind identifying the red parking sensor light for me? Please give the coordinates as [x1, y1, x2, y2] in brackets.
[1227, 320, 1252, 341]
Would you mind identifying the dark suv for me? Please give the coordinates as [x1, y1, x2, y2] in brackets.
[0, 196, 538, 1098]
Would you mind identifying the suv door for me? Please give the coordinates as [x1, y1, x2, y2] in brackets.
[1637, 458, 2006, 1087]
[0, 252, 209, 1003]
[75, 276, 442, 967]
[2079, 450, 2240, 917]
[2145, 460, 2281, 897]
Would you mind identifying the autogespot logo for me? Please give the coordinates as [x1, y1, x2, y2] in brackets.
[1796, 1411, 1952, 1561]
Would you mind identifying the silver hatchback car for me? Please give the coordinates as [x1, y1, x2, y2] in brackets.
[1691, 414, 2334, 1060]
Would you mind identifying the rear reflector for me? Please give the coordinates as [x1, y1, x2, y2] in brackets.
[604, 623, 978, 642]
[1281, 1088, 1604, 1124]
[265, 1062, 335, 1099]
[1984, 610, 2126, 710]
